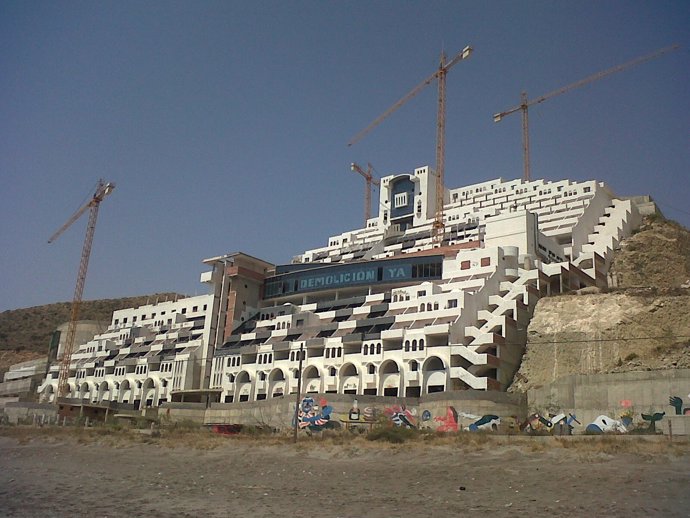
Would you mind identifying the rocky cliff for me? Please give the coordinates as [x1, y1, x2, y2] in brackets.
[511, 216, 690, 392]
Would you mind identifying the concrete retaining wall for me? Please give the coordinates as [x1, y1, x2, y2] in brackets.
[2, 402, 58, 425]
[164, 390, 527, 431]
[527, 368, 690, 434]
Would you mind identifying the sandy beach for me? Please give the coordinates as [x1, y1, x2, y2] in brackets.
[0, 429, 689, 518]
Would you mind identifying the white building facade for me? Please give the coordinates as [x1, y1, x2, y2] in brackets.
[38, 166, 648, 407]
[210, 167, 645, 402]
[38, 294, 215, 407]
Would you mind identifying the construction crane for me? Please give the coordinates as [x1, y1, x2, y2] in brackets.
[493, 44, 679, 182]
[348, 46, 473, 243]
[350, 162, 380, 224]
[48, 180, 115, 400]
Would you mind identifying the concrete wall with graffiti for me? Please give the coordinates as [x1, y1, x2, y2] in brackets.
[527, 368, 690, 435]
[175, 369, 690, 435]
[201, 391, 525, 432]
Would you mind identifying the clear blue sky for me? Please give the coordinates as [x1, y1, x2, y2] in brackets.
[1, 1, 688, 311]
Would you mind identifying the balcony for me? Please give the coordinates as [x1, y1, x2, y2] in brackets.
[342, 333, 363, 344]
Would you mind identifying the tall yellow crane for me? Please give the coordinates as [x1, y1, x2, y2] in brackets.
[48, 180, 115, 400]
[350, 162, 380, 224]
[493, 44, 679, 182]
[348, 46, 473, 243]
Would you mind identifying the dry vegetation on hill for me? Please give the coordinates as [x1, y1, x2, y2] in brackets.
[0, 294, 183, 371]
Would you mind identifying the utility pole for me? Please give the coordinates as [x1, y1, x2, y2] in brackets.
[292, 343, 304, 443]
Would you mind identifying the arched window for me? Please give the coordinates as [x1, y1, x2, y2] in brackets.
[363, 345, 368, 355]
[433, 302, 439, 310]
[369, 344, 375, 355]
[419, 339, 425, 350]
[376, 343, 381, 354]
[404, 340, 410, 352]
[337, 347, 342, 357]
[325, 349, 331, 358]
[420, 304, 425, 312]
[410, 360, 418, 372]
[412, 339, 417, 351]
[368, 364, 376, 375]
[268, 353, 272, 363]
[329, 367, 337, 376]
[427, 303, 432, 311]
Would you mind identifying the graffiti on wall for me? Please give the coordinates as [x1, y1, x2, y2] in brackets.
[434, 406, 459, 432]
[641, 412, 665, 432]
[585, 415, 628, 434]
[383, 404, 416, 428]
[521, 412, 580, 435]
[339, 399, 379, 423]
[429, 407, 501, 432]
[669, 395, 690, 416]
[296, 397, 339, 432]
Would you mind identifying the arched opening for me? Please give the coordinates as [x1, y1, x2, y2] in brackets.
[142, 378, 157, 407]
[268, 368, 287, 398]
[79, 382, 91, 401]
[236, 370, 252, 402]
[303, 365, 321, 393]
[42, 384, 56, 403]
[119, 379, 132, 404]
[422, 356, 446, 394]
[339, 363, 359, 394]
[98, 381, 111, 402]
[379, 360, 401, 397]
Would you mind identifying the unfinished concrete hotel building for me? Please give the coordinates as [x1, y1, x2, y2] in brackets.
[38, 166, 649, 406]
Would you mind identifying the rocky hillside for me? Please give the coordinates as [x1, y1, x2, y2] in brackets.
[511, 216, 690, 392]
[0, 294, 183, 371]
[609, 215, 690, 289]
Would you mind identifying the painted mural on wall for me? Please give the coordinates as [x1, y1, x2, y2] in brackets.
[428, 406, 501, 432]
[521, 412, 580, 435]
[384, 404, 416, 428]
[338, 399, 380, 424]
[640, 412, 665, 432]
[669, 395, 690, 415]
[585, 415, 628, 434]
[296, 397, 339, 432]
[433, 406, 459, 432]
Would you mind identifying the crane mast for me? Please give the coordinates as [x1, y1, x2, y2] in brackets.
[494, 44, 679, 181]
[49, 180, 115, 400]
[433, 52, 447, 243]
[348, 46, 472, 243]
[350, 162, 380, 224]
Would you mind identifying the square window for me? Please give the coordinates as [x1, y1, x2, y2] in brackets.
[394, 192, 408, 208]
